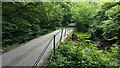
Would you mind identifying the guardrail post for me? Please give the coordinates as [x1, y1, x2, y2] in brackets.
[66, 27, 67, 35]
[64, 27, 67, 37]
[64, 27, 66, 37]
[60, 29, 63, 42]
[53, 35, 56, 55]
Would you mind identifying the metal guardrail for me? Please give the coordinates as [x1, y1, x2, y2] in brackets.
[32, 37, 54, 68]
[32, 26, 72, 68]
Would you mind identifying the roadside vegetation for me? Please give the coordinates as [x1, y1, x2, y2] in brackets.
[2, 2, 72, 53]
[2, 1, 120, 67]
[47, 32, 120, 67]
[46, 2, 120, 67]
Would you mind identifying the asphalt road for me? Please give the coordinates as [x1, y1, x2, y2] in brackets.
[0, 27, 74, 67]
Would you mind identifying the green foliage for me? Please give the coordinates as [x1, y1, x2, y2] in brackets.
[61, 2, 72, 26]
[2, 2, 72, 52]
[2, 1, 120, 56]
[89, 2, 120, 43]
[71, 2, 99, 32]
[70, 2, 120, 44]
[47, 33, 120, 67]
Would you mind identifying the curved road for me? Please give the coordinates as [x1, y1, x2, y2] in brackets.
[1, 27, 74, 67]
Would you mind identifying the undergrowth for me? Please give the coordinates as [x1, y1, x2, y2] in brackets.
[46, 32, 120, 67]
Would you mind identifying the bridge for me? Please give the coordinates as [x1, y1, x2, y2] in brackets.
[1, 23, 75, 67]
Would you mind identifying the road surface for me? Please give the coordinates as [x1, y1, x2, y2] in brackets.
[0, 27, 74, 67]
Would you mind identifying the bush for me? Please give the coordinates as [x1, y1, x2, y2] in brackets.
[47, 33, 120, 67]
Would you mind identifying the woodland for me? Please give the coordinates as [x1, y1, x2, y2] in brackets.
[2, 1, 120, 67]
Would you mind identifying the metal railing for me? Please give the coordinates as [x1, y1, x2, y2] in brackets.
[32, 26, 73, 68]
